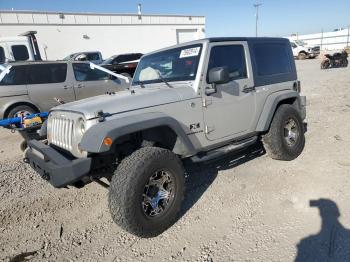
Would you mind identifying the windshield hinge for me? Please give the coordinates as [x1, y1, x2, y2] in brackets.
[202, 98, 212, 107]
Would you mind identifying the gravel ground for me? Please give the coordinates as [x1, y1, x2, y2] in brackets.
[1, 59, 350, 261]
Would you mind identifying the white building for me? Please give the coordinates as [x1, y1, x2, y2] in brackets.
[0, 10, 206, 60]
[289, 28, 350, 51]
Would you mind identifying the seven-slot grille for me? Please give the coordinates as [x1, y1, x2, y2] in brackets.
[50, 117, 74, 150]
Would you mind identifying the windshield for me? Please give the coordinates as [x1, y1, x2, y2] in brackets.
[132, 44, 202, 86]
[295, 40, 307, 46]
[63, 54, 75, 61]
[101, 56, 116, 65]
[0, 64, 13, 83]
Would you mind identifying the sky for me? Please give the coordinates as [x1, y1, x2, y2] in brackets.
[0, 0, 349, 37]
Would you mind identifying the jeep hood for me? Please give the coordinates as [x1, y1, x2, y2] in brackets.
[52, 84, 194, 119]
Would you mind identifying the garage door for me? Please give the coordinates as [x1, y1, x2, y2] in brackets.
[176, 29, 198, 44]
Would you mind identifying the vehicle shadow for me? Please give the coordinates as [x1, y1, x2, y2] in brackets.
[295, 199, 350, 262]
[179, 142, 265, 219]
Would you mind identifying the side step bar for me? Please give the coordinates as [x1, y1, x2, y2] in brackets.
[191, 136, 258, 163]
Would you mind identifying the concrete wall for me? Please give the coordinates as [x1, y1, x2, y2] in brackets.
[289, 28, 350, 51]
[0, 11, 206, 60]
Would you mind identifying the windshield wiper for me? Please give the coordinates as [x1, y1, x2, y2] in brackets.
[139, 81, 146, 88]
[156, 70, 173, 88]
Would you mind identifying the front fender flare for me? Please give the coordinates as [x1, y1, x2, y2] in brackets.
[80, 112, 196, 156]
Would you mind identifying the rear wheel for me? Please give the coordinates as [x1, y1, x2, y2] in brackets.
[342, 59, 348, 67]
[108, 147, 185, 238]
[6, 105, 36, 119]
[263, 104, 305, 161]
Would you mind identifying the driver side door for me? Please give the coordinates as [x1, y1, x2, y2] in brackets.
[202, 41, 256, 141]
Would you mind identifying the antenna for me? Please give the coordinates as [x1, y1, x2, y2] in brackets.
[254, 1, 262, 37]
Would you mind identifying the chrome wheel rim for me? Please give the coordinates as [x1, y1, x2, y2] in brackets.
[142, 170, 175, 218]
[284, 118, 299, 146]
[14, 110, 32, 118]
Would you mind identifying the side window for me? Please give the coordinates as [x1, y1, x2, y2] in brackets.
[0, 66, 27, 86]
[114, 55, 127, 64]
[291, 42, 297, 48]
[73, 63, 109, 81]
[11, 45, 29, 61]
[87, 53, 100, 61]
[207, 45, 247, 82]
[254, 43, 292, 76]
[28, 64, 67, 84]
[0, 47, 5, 63]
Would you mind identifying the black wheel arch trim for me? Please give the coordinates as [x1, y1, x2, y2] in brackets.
[80, 112, 197, 157]
[256, 91, 302, 132]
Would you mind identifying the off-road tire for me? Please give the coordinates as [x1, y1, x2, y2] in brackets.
[108, 147, 185, 238]
[20, 140, 28, 152]
[6, 105, 36, 119]
[262, 104, 305, 161]
[298, 52, 307, 60]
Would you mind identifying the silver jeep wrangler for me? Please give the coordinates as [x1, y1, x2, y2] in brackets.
[25, 37, 306, 237]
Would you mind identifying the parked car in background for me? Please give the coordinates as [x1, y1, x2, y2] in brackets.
[63, 51, 103, 64]
[290, 40, 320, 60]
[0, 31, 42, 64]
[0, 61, 128, 119]
[100, 53, 143, 78]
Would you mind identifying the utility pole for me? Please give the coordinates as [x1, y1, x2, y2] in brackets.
[254, 1, 262, 37]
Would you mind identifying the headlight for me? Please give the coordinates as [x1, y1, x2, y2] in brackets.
[76, 117, 86, 135]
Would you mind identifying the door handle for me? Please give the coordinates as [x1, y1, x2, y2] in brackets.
[76, 84, 85, 88]
[63, 85, 72, 89]
[242, 86, 255, 93]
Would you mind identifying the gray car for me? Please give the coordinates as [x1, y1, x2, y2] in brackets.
[0, 61, 128, 119]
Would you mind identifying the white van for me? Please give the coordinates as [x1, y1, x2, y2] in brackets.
[0, 31, 42, 63]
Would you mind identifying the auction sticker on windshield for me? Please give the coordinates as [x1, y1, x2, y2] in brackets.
[179, 47, 201, 58]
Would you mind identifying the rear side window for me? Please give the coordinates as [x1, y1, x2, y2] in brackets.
[207, 45, 247, 81]
[73, 63, 109, 81]
[254, 43, 292, 76]
[0, 66, 27, 85]
[11, 45, 30, 61]
[0, 47, 5, 63]
[28, 64, 67, 84]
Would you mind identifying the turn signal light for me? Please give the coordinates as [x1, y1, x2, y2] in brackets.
[103, 137, 113, 146]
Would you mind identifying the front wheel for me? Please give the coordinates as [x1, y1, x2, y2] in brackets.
[108, 147, 185, 238]
[298, 52, 307, 60]
[262, 104, 305, 161]
[321, 59, 330, 69]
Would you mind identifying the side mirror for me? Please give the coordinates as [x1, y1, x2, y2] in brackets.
[208, 67, 230, 85]
[205, 67, 230, 95]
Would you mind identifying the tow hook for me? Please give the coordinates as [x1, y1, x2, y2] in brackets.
[23, 147, 30, 163]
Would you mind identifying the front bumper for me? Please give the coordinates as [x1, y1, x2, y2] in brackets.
[25, 140, 92, 188]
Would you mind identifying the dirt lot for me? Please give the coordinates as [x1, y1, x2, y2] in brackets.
[1, 59, 350, 261]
